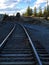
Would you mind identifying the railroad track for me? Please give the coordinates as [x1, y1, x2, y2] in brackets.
[0, 22, 14, 45]
[24, 26, 49, 65]
[0, 23, 49, 65]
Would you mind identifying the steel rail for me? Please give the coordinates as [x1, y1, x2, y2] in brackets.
[20, 24, 42, 65]
[0, 24, 16, 48]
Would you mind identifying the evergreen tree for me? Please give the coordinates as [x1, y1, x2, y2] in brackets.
[23, 6, 33, 16]
[34, 7, 37, 16]
[47, 5, 49, 16]
[43, 7, 48, 17]
[26, 6, 33, 16]
[38, 7, 42, 17]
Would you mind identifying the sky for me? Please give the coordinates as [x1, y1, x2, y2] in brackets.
[0, 0, 49, 15]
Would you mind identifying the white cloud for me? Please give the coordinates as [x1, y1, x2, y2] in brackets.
[0, 0, 49, 15]
[0, 0, 32, 9]
[0, 0, 5, 3]
[0, 0, 6, 9]
[35, 0, 46, 4]
[31, 0, 47, 9]
[23, 0, 31, 2]
[44, 0, 49, 7]
[0, 0, 21, 15]
[0, 0, 20, 9]
[0, 0, 31, 15]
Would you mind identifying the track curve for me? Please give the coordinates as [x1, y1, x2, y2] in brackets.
[0, 23, 49, 65]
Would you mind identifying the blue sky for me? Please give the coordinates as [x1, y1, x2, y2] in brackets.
[0, 0, 49, 15]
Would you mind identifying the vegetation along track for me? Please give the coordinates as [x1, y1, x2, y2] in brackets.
[0, 23, 49, 65]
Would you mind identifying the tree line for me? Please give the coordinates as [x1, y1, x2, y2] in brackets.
[22, 6, 49, 17]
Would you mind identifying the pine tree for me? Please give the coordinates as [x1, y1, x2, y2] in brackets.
[23, 6, 33, 16]
[47, 5, 49, 16]
[38, 7, 42, 17]
[26, 6, 33, 16]
[34, 7, 37, 16]
[43, 7, 48, 17]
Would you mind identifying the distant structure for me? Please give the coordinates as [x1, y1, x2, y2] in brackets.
[0, 14, 4, 21]
[16, 12, 21, 21]
[16, 12, 20, 18]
